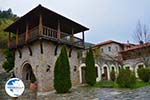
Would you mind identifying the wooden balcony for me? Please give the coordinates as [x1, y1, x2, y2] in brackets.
[9, 26, 84, 49]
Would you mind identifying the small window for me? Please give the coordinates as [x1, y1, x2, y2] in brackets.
[112, 67, 114, 71]
[126, 67, 130, 70]
[116, 46, 118, 51]
[108, 46, 111, 52]
[74, 66, 77, 72]
[101, 48, 103, 53]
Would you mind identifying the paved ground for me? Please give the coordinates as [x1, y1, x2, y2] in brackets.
[38, 86, 150, 100]
[1, 72, 150, 100]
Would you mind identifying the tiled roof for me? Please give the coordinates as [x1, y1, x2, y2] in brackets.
[120, 43, 150, 53]
[91, 40, 123, 48]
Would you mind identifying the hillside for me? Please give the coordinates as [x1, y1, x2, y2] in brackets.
[0, 8, 17, 47]
[0, 19, 14, 41]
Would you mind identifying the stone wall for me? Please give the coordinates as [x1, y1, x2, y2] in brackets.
[14, 41, 81, 93]
[100, 43, 123, 59]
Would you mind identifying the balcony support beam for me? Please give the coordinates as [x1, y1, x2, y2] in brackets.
[27, 45, 32, 56]
[54, 43, 59, 56]
[17, 48, 22, 58]
[40, 40, 43, 54]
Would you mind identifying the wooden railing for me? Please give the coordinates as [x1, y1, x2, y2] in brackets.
[9, 26, 84, 48]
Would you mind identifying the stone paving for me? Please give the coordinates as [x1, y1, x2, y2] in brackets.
[38, 86, 150, 100]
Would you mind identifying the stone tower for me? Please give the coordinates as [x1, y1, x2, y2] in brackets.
[4, 5, 89, 93]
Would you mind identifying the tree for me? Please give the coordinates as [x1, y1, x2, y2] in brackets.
[134, 21, 150, 44]
[2, 49, 15, 72]
[85, 48, 96, 86]
[133, 21, 150, 67]
[54, 45, 72, 93]
[116, 68, 136, 88]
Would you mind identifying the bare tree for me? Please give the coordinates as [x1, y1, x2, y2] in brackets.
[133, 20, 150, 67]
[134, 20, 150, 44]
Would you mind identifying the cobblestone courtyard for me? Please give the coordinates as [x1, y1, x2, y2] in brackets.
[38, 86, 150, 100]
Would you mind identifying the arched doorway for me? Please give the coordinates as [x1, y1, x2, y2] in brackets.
[22, 63, 36, 88]
[123, 64, 133, 71]
[101, 64, 110, 80]
[135, 63, 145, 78]
[79, 63, 101, 83]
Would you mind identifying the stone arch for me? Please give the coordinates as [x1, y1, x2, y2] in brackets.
[21, 62, 37, 88]
[79, 63, 101, 83]
[101, 64, 110, 80]
[95, 64, 101, 82]
[135, 63, 145, 78]
[79, 63, 86, 83]
[110, 64, 117, 72]
[123, 64, 133, 71]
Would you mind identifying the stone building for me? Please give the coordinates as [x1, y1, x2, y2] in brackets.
[79, 40, 149, 82]
[120, 43, 150, 77]
[4, 4, 89, 94]
[79, 40, 125, 83]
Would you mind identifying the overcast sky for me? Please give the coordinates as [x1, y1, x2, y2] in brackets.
[0, 0, 150, 44]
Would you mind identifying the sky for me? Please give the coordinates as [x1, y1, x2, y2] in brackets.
[0, 0, 150, 44]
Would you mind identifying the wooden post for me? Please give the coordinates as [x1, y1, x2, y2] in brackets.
[8, 32, 11, 47]
[82, 31, 85, 47]
[16, 29, 19, 46]
[57, 21, 60, 40]
[39, 14, 43, 35]
[25, 23, 29, 42]
[71, 29, 74, 45]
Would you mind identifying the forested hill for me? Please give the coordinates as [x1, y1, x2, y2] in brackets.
[0, 8, 18, 48]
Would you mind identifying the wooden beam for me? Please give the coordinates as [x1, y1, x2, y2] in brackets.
[70, 29, 74, 45]
[16, 28, 19, 47]
[57, 21, 60, 40]
[40, 40, 43, 54]
[27, 45, 32, 56]
[82, 31, 85, 47]
[39, 14, 43, 35]
[8, 32, 11, 48]
[54, 44, 59, 55]
[25, 23, 29, 42]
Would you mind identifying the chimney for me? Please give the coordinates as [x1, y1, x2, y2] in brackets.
[127, 40, 130, 45]
[139, 40, 144, 45]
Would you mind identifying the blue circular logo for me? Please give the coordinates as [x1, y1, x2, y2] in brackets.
[5, 78, 25, 97]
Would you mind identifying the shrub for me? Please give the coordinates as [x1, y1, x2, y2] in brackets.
[2, 49, 15, 72]
[85, 48, 96, 86]
[138, 68, 150, 82]
[110, 70, 116, 81]
[54, 45, 72, 93]
[116, 68, 136, 88]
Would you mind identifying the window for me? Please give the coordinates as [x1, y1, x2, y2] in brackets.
[101, 48, 103, 53]
[74, 66, 77, 72]
[116, 46, 118, 51]
[108, 46, 111, 52]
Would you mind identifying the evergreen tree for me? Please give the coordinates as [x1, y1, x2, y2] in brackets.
[54, 45, 72, 93]
[85, 48, 96, 86]
[2, 49, 15, 72]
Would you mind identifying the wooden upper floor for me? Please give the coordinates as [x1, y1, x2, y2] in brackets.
[4, 5, 89, 49]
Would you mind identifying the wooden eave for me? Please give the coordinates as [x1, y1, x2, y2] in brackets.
[4, 4, 89, 34]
